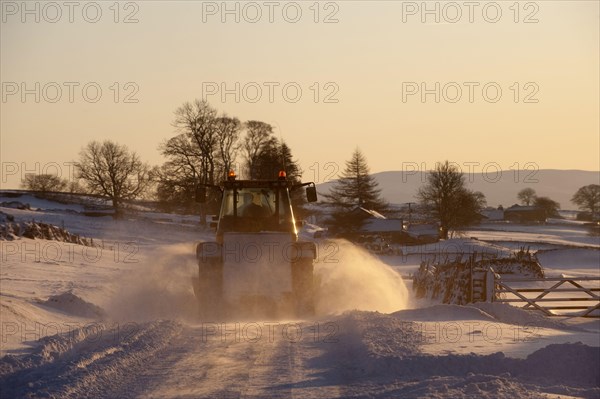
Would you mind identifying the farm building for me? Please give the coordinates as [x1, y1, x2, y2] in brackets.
[481, 207, 505, 221]
[349, 207, 403, 235]
[504, 205, 547, 223]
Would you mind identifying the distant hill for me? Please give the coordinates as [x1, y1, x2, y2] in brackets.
[316, 170, 600, 209]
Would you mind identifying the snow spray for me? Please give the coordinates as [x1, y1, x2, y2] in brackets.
[314, 239, 410, 315]
[105, 243, 199, 322]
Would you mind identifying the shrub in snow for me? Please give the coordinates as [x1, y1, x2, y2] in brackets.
[412, 250, 543, 305]
[0, 201, 30, 210]
[0, 220, 94, 246]
[0, 211, 14, 223]
[412, 256, 474, 305]
[484, 247, 544, 277]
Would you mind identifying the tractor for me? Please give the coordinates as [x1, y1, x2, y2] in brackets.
[192, 170, 318, 319]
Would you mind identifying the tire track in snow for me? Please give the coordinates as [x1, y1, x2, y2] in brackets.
[134, 324, 281, 398]
[119, 324, 252, 397]
[0, 320, 182, 398]
[130, 321, 342, 399]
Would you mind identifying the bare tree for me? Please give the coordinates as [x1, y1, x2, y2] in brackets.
[243, 121, 276, 179]
[534, 196, 560, 218]
[159, 133, 203, 195]
[21, 174, 67, 192]
[214, 115, 241, 180]
[417, 161, 486, 239]
[76, 140, 151, 212]
[157, 101, 244, 216]
[572, 184, 600, 218]
[517, 187, 537, 206]
[154, 139, 201, 211]
[158, 125, 205, 208]
[66, 180, 85, 194]
[173, 99, 218, 185]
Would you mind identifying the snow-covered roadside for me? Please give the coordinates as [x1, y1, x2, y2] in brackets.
[0, 202, 208, 246]
[467, 223, 600, 249]
[536, 248, 600, 277]
[0, 201, 211, 357]
[0, 320, 182, 398]
[1, 238, 129, 356]
[392, 303, 600, 359]
[295, 311, 598, 398]
[0, 236, 206, 356]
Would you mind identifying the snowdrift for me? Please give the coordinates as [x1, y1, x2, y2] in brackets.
[314, 311, 600, 397]
[0, 321, 182, 398]
[38, 292, 106, 319]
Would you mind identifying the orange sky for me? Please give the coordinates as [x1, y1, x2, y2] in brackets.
[1, 1, 599, 188]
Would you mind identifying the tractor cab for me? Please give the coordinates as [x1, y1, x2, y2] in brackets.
[197, 170, 317, 243]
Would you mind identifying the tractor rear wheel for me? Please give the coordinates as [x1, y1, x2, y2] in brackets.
[292, 258, 315, 317]
[196, 260, 223, 319]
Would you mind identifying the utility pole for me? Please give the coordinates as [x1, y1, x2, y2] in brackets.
[406, 202, 415, 225]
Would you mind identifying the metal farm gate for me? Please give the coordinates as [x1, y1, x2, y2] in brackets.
[492, 276, 600, 318]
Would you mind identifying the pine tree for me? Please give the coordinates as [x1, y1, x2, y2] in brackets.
[251, 139, 301, 181]
[249, 139, 308, 218]
[325, 148, 386, 212]
[324, 149, 387, 234]
[279, 142, 302, 182]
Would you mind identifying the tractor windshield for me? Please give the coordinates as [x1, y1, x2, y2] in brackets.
[222, 188, 275, 218]
[218, 186, 295, 234]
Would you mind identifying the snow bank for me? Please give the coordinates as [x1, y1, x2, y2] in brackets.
[522, 342, 600, 387]
[401, 238, 513, 259]
[468, 225, 600, 249]
[0, 193, 95, 212]
[0, 320, 182, 398]
[391, 303, 581, 341]
[38, 292, 106, 319]
[537, 248, 600, 276]
[315, 310, 599, 398]
[0, 322, 107, 377]
[392, 304, 497, 322]
[0, 201, 30, 210]
[470, 302, 580, 331]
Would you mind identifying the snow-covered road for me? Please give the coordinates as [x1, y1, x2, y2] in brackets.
[2, 312, 599, 398]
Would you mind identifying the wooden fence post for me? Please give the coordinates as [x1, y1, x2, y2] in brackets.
[486, 268, 495, 302]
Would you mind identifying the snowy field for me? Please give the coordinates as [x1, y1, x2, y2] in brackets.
[1, 195, 599, 398]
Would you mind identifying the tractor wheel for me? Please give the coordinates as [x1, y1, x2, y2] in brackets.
[292, 258, 315, 317]
[196, 260, 223, 320]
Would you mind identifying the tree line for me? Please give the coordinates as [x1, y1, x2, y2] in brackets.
[22, 100, 301, 215]
[324, 150, 599, 239]
[20, 99, 600, 233]
[518, 186, 600, 221]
